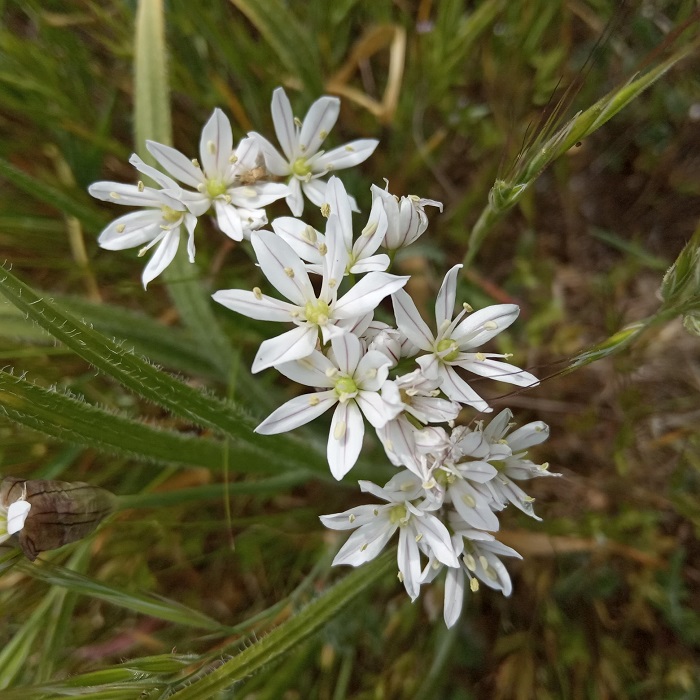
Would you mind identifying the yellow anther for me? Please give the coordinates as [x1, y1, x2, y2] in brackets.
[253, 287, 263, 299]
[207, 140, 216, 155]
[308, 395, 320, 406]
[284, 267, 294, 278]
[320, 203, 331, 218]
[116, 224, 126, 233]
[333, 421, 347, 440]
[137, 180, 144, 192]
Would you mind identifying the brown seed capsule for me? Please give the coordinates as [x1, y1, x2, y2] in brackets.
[0, 477, 116, 561]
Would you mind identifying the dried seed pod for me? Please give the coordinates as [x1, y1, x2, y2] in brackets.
[0, 477, 116, 561]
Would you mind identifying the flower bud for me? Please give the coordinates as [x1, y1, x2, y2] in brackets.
[0, 477, 116, 561]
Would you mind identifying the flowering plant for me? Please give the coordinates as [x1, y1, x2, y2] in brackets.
[88, 87, 557, 627]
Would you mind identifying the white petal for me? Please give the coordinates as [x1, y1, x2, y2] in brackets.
[129, 153, 181, 192]
[97, 210, 161, 250]
[211, 288, 298, 322]
[214, 200, 244, 241]
[249, 131, 291, 176]
[88, 181, 171, 208]
[327, 400, 364, 480]
[398, 528, 422, 600]
[322, 215, 349, 296]
[184, 213, 197, 263]
[349, 255, 390, 274]
[324, 176, 353, 247]
[7, 499, 31, 535]
[379, 417, 421, 472]
[437, 365, 491, 413]
[332, 519, 396, 566]
[320, 504, 385, 530]
[180, 190, 212, 216]
[450, 481, 499, 531]
[331, 331, 362, 375]
[301, 178, 329, 208]
[314, 139, 379, 170]
[455, 356, 539, 387]
[353, 196, 388, 259]
[299, 96, 340, 156]
[199, 108, 233, 177]
[435, 264, 462, 328]
[452, 304, 520, 347]
[272, 217, 324, 264]
[391, 288, 434, 351]
[356, 391, 391, 429]
[444, 566, 465, 628]
[417, 513, 460, 567]
[507, 421, 549, 451]
[255, 389, 336, 434]
[286, 178, 304, 217]
[275, 351, 336, 388]
[227, 182, 289, 209]
[145, 141, 203, 187]
[252, 324, 318, 373]
[333, 273, 409, 320]
[270, 87, 297, 161]
[251, 231, 314, 306]
[142, 229, 180, 288]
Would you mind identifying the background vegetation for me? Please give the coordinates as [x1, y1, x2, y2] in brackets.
[1, 0, 699, 697]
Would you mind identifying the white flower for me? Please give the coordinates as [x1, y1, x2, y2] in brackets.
[212, 228, 408, 372]
[423, 528, 522, 627]
[371, 183, 443, 251]
[378, 370, 461, 474]
[467, 409, 559, 520]
[320, 470, 459, 599]
[0, 492, 31, 545]
[392, 264, 539, 411]
[250, 87, 378, 216]
[89, 167, 197, 288]
[324, 177, 389, 274]
[145, 109, 289, 241]
[255, 332, 398, 479]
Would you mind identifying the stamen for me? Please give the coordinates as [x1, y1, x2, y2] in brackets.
[284, 267, 294, 278]
[253, 287, 263, 300]
[463, 302, 473, 312]
[109, 192, 120, 199]
[207, 140, 216, 155]
[349, 513, 355, 523]
[137, 180, 144, 192]
[192, 158, 201, 169]
[308, 395, 320, 406]
[228, 154, 238, 164]
[116, 224, 126, 233]
[333, 421, 347, 440]
[320, 203, 331, 218]
[470, 578, 480, 592]
[484, 320, 498, 330]
[318, 243, 328, 255]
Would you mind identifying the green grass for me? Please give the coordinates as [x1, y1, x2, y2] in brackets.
[1, 0, 700, 697]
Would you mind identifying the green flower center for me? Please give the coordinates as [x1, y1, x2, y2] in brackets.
[161, 205, 182, 223]
[434, 468, 454, 487]
[436, 338, 460, 362]
[389, 504, 408, 525]
[292, 157, 312, 177]
[334, 375, 358, 399]
[206, 178, 228, 198]
[304, 299, 330, 325]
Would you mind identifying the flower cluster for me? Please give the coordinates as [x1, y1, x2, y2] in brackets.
[89, 88, 557, 627]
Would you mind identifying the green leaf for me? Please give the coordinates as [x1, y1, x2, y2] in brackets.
[231, 0, 323, 94]
[0, 368, 226, 470]
[0, 265, 328, 475]
[16, 558, 228, 632]
[0, 157, 106, 231]
[168, 553, 393, 699]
